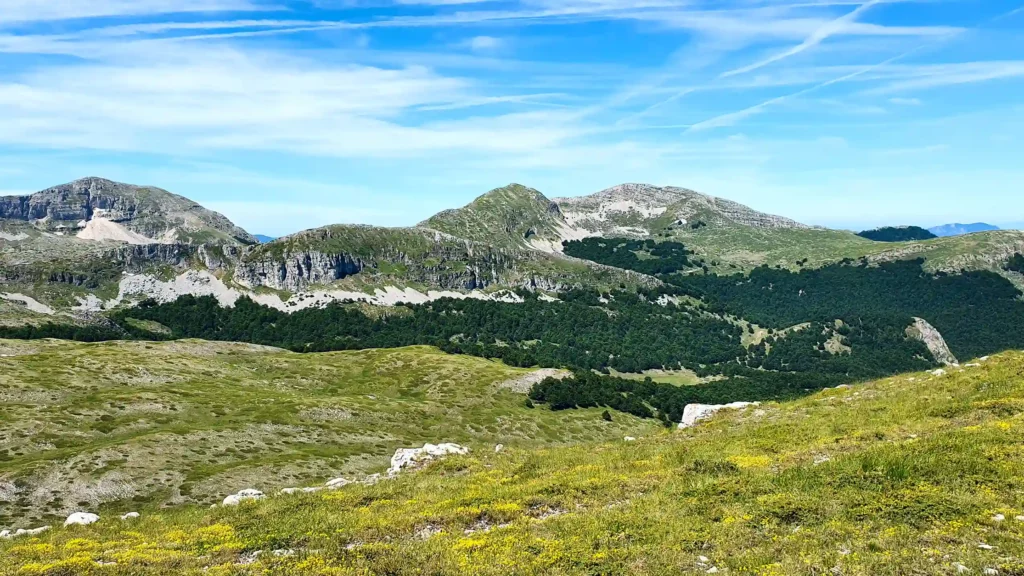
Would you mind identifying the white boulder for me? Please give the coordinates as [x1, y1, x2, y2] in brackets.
[624, 436, 636, 442]
[325, 478, 351, 490]
[494, 444, 504, 453]
[0, 530, 10, 539]
[388, 443, 469, 476]
[120, 512, 140, 521]
[679, 402, 760, 429]
[222, 489, 264, 506]
[64, 512, 100, 527]
[15, 526, 51, 537]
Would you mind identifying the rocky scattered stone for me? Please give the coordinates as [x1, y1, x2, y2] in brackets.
[679, 402, 760, 429]
[494, 444, 504, 453]
[273, 549, 295, 557]
[388, 443, 469, 476]
[64, 512, 100, 527]
[624, 436, 636, 442]
[223, 489, 264, 506]
[325, 478, 351, 490]
[237, 550, 263, 565]
[120, 512, 140, 520]
[992, 514, 1005, 522]
[416, 524, 443, 540]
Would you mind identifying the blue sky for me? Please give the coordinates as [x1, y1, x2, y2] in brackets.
[0, 0, 1022, 235]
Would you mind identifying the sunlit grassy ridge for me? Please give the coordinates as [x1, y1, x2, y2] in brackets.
[0, 340, 654, 528]
[5, 351, 1024, 575]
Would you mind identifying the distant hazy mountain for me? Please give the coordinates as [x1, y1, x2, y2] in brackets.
[253, 234, 276, 243]
[928, 223, 999, 237]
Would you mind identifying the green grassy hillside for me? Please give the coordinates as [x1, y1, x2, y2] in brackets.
[422, 184, 568, 249]
[666, 224, 1024, 274]
[0, 340, 655, 528]
[4, 351, 1024, 575]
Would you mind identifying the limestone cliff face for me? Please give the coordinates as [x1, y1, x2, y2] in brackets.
[0, 177, 255, 245]
[235, 241, 522, 292]
[231, 224, 605, 293]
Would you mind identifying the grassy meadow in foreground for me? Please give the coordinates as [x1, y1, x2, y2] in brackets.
[0, 340, 654, 528]
[3, 350, 1024, 575]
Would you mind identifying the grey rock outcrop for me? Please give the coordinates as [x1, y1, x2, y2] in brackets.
[907, 317, 958, 366]
[0, 177, 255, 245]
[555, 183, 808, 234]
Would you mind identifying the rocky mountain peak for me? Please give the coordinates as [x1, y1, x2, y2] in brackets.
[420, 184, 570, 249]
[0, 177, 256, 245]
[554, 183, 808, 236]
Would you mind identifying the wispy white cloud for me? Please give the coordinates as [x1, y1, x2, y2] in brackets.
[864, 61, 1024, 93]
[720, 0, 884, 77]
[0, 0, 272, 25]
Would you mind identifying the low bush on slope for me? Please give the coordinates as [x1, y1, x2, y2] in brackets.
[4, 353, 1024, 575]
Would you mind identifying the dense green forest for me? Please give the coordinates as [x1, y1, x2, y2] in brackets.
[528, 369, 856, 425]
[109, 291, 746, 373]
[856, 226, 937, 242]
[669, 258, 1024, 360]
[6, 257, 1024, 421]
[562, 238, 695, 274]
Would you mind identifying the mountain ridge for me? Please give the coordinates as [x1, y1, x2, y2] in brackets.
[4, 176, 1024, 318]
[0, 177, 256, 246]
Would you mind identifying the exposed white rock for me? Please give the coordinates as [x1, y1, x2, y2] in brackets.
[64, 512, 100, 527]
[120, 512, 140, 520]
[0, 293, 55, 315]
[984, 569, 998, 576]
[388, 443, 469, 476]
[0, 530, 9, 539]
[494, 444, 504, 453]
[624, 436, 636, 442]
[222, 489, 265, 506]
[325, 478, 351, 490]
[992, 514, 1005, 522]
[0, 231, 28, 241]
[273, 549, 295, 557]
[955, 563, 969, 574]
[679, 402, 760, 429]
[977, 543, 995, 550]
[931, 369, 947, 377]
[497, 368, 570, 393]
[76, 217, 157, 244]
[965, 363, 982, 368]
[14, 526, 51, 537]
[73, 294, 106, 313]
[113, 271, 530, 314]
